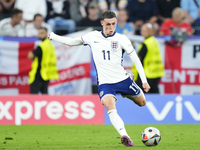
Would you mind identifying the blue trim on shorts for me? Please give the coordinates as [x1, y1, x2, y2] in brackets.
[98, 77, 141, 100]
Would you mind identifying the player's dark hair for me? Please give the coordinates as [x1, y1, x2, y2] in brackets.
[11, 8, 23, 18]
[33, 13, 43, 21]
[39, 27, 48, 32]
[101, 10, 116, 20]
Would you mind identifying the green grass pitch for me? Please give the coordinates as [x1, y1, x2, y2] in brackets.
[0, 124, 200, 150]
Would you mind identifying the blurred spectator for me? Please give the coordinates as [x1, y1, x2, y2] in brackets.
[181, 0, 200, 34]
[69, 0, 91, 23]
[156, 0, 180, 24]
[46, 0, 76, 34]
[115, 9, 133, 35]
[180, 0, 200, 25]
[45, 0, 54, 22]
[98, 0, 127, 15]
[126, 0, 158, 35]
[0, 0, 15, 20]
[25, 14, 52, 37]
[135, 23, 164, 93]
[27, 27, 58, 94]
[78, 1, 101, 30]
[14, 0, 46, 23]
[159, 7, 193, 36]
[0, 8, 25, 36]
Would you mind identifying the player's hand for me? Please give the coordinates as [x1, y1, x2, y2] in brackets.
[48, 32, 54, 40]
[142, 83, 151, 93]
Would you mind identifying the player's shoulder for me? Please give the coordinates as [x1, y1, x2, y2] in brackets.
[93, 30, 100, 33]
[83, 30, 100, 37]
[87, 30, 100, 34]
[115, 32, 124, 37]
[89, 30, 101, 35]
[115, 32, 130, 42]
[115, 32, 128, 38]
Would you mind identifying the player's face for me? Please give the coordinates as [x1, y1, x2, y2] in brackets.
[101, 18, 117, 36]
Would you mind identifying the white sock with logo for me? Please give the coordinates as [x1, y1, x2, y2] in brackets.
[108, 109, 128, 137]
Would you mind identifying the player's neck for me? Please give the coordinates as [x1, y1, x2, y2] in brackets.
[102, 30, 115, 37]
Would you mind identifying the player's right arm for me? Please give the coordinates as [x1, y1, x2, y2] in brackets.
[48, 32, 83, 46]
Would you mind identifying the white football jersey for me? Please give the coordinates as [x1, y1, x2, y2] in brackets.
[81, 31, 135, 85]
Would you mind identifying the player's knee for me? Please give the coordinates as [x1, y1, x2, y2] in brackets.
[103, 100, 115, 110]
[105, 104, 115, 111]
[103, 103, 116, 112]
[138, 100, 146, 107]
[102, 97, 116, 110]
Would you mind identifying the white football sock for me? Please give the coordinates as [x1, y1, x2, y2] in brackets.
[108, 109, 128, 137]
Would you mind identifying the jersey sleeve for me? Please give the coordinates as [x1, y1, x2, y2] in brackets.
[121, 35, 135, 54]
[121, 35, 147, 83]
[81, 32, 92, 45]
[50, 32, 83, 46]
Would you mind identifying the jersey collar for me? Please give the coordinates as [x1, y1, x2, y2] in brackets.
[101, 30, 116, 38]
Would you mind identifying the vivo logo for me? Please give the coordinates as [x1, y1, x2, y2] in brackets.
[146, 96, 200, 121]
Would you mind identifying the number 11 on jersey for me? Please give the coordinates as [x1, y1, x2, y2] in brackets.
[102, 50, 110, 60]
[129, 82, 139, 94]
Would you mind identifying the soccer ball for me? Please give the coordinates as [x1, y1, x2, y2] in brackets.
[141, 127, 161, 146]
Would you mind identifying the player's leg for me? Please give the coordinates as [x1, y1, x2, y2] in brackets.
[120, 77, 146, 107]
[102, 96, 134, 146]
[124, 88, 146, 107]
[101, 95, 116, 111]
[102, 95, 130, 137]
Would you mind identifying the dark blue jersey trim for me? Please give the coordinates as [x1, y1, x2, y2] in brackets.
[101, 30, 116, 38]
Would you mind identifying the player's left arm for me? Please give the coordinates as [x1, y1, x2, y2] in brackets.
[129, 50, 150, 92]
[121, 35, 150, 92]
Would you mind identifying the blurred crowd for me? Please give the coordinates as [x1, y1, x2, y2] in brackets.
[0, 0, 200, 37]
